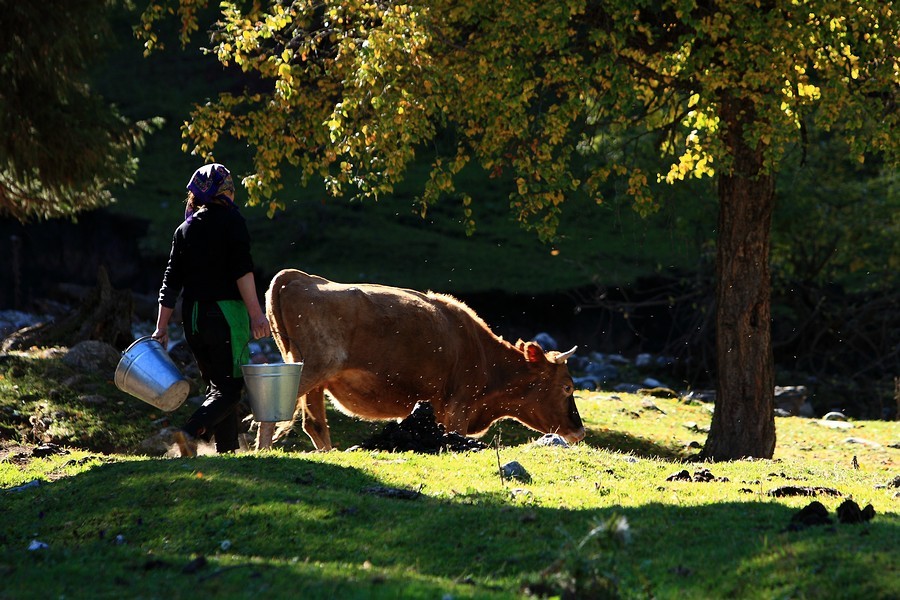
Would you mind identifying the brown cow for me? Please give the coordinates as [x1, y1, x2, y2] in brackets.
[261, 269, 585, 450]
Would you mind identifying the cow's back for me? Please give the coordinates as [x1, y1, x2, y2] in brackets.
[267, 269, 485, 420]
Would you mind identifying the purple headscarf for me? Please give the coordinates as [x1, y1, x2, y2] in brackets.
[184, 163, 237, 222]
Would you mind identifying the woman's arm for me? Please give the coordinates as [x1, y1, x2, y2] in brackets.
[152, 304, 174, 348]
[236, 272, 271, 339]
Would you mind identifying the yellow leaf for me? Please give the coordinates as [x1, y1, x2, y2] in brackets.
[516, 178, 528, 195]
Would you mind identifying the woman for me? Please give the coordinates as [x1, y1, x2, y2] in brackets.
[152, 163, 270, 456]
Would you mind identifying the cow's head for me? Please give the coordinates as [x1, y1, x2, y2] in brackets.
[514, 341, 585, 444]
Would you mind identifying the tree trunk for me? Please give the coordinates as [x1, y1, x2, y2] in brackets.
[701, 96, 776, 460]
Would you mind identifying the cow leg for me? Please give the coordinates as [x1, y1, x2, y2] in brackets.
[302, 386, 333, 451]
[256, 421, 276, 450]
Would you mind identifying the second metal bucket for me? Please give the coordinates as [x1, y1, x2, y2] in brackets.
[241, 361, 303, 422]
[115, 336, 190, 412]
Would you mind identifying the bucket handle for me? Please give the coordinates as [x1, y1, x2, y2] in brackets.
[124, 335, 163, 355]
[242, 334, 304, 364]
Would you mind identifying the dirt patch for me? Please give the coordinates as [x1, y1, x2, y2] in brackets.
[0, 440, 35, 466]
[355, 401, 488, 454]
[665, 468, 729, 483]
[0, 440, 103, 483]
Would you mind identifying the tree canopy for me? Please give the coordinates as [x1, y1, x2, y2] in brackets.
[140, 0, 898, 459]
[140, 0, 896, 229]
[0, 0, 148, 222]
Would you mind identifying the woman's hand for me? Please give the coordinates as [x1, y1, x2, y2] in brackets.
[251, 315, 271, 339]
[154, 305, 174, 349]
[151, 328, 169, 349]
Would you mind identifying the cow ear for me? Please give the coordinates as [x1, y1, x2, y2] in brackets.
[522, 341, 544, 363]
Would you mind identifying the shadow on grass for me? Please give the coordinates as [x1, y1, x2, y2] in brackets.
[581, 428, 689, 460]
[277, 407, 690, 461]
[1, 455, 895, 599]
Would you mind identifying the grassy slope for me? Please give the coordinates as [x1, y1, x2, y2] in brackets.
[1, 351, 898, 599]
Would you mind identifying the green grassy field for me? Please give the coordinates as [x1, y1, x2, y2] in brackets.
[1, 350, 897, 599]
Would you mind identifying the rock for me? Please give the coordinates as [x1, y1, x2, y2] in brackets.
[774, 386, 808, 416]
[822, 411, 848, 421]
[6, 480, 41, 493]
[63, 340, 121, 373]
[682, 389, 716, 403]
[843, 437, 882, 449]
[815, 419, 853, 430]
[533, 433, 569, 447]
[0, 310, 50, 339]
[573, 376, 599, 391]
[28, 540, 50, 551]
[602, 353, 628, 364]
[641, 398, 666, 413]
[683, 422, 709, 433]
[501, 461, 531, 483]
[635, 353, 653, 368]
[583, 360, 620, 381]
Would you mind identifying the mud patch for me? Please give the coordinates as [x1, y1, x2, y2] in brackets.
[768, 485, 843, 498]
[355, 401, 488, 454]
[665, 468, 729, 483]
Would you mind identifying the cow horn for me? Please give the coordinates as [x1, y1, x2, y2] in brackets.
[554, 346, 577, 363]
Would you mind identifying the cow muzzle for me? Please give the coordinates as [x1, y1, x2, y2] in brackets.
[562, 427, 586, 444]
[562, 396, 585, 443]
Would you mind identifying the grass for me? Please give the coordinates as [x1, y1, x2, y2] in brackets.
[1, 350, 898, 599]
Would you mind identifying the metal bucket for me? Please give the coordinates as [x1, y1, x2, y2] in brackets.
[241, 362, 303, 422]
[114, 336, 190, 412]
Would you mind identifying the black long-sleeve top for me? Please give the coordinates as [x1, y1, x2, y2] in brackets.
[158, 205, 255, 310]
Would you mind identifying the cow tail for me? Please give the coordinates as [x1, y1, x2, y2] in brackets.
[266, 269, 296, 362]
[266, 270, 304, 441]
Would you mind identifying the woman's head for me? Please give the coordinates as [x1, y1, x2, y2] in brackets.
[184, 163, 236, 221]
